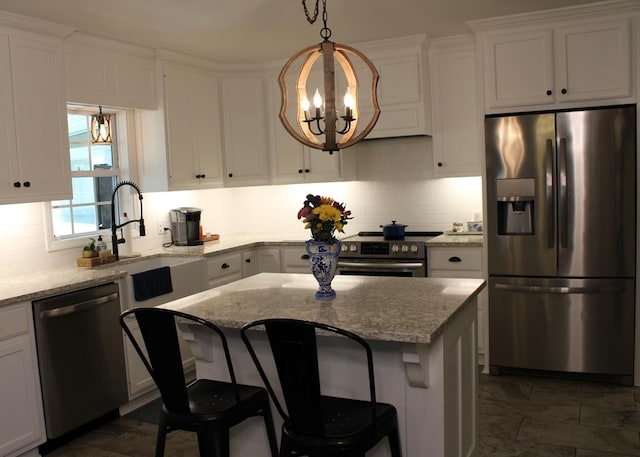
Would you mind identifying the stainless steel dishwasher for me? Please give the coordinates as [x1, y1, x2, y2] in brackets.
[33, 282, 127, 439]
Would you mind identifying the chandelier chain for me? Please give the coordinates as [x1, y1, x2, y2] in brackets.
[302, 0, 319, 24]
[302, 0, 332, 40]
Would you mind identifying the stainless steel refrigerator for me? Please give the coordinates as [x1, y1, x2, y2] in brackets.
[485, 105, 636, 384]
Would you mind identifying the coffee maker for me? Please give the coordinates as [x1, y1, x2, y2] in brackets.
[170, 207, 203, 246]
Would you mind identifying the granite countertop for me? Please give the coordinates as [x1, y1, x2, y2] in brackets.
[161, 273, 485, 345]
[426, 233, 484, 247]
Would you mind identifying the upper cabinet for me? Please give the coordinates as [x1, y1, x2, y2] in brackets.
[64, 33, 156, 110]
[356, 35, 432, 138]
[138, 52, 224, 192]
[471, 8, 636, 113]
[220, 72, 270, 187]
[0, 24, 71, 204]
[429, 36, 483, 177]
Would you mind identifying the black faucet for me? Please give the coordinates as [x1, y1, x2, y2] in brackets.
[111, 181, 146, 261]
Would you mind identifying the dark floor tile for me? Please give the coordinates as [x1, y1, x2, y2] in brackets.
[581, 405, 640, 431]
[577, 449, 640, 457]
[531, 385, 636, 410]
[479, 395, 580, 423]
[478, 414, 521, 439]
[479, 373, 534, 401]
[477, 436, 575, 457]
[518, 418, 640, 455]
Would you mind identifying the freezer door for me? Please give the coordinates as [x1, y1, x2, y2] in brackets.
[489, 276, 634, 377]
[485, 113, 557, 276]
[556, 106, 636, 278]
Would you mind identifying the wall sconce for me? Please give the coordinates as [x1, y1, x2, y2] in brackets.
[279, 0, 380, 153]
[91, 106, 112, 144]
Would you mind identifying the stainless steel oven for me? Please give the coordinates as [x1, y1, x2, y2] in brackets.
[338, 231, 442, 277]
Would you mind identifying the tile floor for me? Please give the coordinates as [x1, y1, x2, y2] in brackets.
[46, 371, 640, 456]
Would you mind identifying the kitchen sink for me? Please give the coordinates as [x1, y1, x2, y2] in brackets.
[115, 256, 208, 309]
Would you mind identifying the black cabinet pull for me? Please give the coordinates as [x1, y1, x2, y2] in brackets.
[301, 254, 310, 260]
[13, 182, 20, 188]
[298, 169, 303, 174]
[221, 263, 230, 269]
[546, 90, 552, 96]
[23, 181, 30, 188]
[448, 256, 462, 263]
[437, 162, 443, 167]
[305, 169, 310, 173]
[245, 258, 251, 263]
[561, 88, 567, 94]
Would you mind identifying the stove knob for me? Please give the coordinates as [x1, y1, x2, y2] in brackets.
[391, 245, 400, 253]
[349, 244, 357, 252]
[410, 245, 419, 253]
[401, 245, 409, 253]
[341, 244, 349, 252]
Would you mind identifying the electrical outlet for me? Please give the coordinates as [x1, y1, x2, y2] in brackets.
[156, 221, 165, 235]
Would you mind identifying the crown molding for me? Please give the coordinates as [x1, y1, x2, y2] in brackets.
[0, 9, 74, 38]
[467, 0, 640, 32]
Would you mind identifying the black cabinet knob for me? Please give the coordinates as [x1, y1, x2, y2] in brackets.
[305, 169, 310, 173]
[546, 90, 553, 96]
[448, 256, 462, 263]
[245, 258, 251, 263]
[437, 162, 443, 167]
[195, 174, 201, 179]
[23, 181, 30, 188]
[561, 88, 567, 94]
[13, 182, 20, 188]
[228, 173, 233, 178]
[298, 169, 303, 174]
[301, 254, 310, 260]
[221, 263, 230, 269]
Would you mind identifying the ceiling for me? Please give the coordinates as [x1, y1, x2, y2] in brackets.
[0, 0, 606, 63]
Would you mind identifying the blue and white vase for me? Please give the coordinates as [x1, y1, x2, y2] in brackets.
[305, 239, 341, 299]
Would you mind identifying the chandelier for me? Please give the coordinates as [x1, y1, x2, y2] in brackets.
[90, 105, 112, 144]
[279, 0, 380, 153]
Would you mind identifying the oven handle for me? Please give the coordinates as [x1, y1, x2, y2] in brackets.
[338, 261, 425, 270]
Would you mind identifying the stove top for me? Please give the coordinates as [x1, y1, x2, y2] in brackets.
[340, 231, 443, 259]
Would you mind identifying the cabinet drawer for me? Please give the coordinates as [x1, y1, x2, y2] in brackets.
[207, 252, 242, 280]
[429, 248, 482, 272]
[0, 303, 30, 342]
[281, 246, 310, 273]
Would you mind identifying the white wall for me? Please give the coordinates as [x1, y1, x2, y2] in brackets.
[0, 136, 482, 276]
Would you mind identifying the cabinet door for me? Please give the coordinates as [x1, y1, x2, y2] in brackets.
[430, 40, 482, 177]
[221, 74, 269, 186]
[164, 62, 223, 190]
[555, 18, 631, 102]
[0, 303, 45, 456]
[281, 246, 311, 273]
[242, 250, 260, 278]
[0, 33, 18, 201]
[7, 33, 71, 203]
[257, 247, 282, 273]
[483, 29, 555, 109]
[207, 252, 243, 288]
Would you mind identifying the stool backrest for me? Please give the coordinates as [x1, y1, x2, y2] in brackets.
[120, 307, 239, 415]
[241, 318, 378, 437]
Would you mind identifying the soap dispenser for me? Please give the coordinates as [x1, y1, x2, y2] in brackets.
[95, 235, 106, 252]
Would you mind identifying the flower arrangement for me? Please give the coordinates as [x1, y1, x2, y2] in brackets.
[298, 194, 352, 244]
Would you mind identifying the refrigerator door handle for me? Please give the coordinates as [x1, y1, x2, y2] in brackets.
[545, 138, 554, 249]
[494, 283, 623, 294]
[558, 137, 568, 249]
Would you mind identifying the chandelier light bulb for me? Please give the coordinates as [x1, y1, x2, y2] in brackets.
[343, 90, 353, 109]
[313, 89, 323, 109]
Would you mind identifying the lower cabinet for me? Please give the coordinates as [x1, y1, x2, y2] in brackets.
[0, 302, 45, 456]
[207, 252, 243, 288]
[428, 246, 488, 366]
[280, 245, 311, 273]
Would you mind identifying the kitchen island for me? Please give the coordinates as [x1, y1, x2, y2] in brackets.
[161, 273, 485, 457]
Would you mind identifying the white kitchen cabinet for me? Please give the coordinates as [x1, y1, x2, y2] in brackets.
[220, 73, 270, 186]
[242, 247, 282, 277]
[356, 35, 432, 138]
[138, 53, 224, 192]
[479, 16, 632, 111]
[207, 251, 243, 288]
[0, 30, 71, 204]
[64, 33, 156, 110]
[280, 245, 311, 274]
[266, 74, 344, 183]
[163, 61, 224, 190]
[429, 36, 483, 177]
[428, 246, 487, 366]
[0, 302, 45, 457]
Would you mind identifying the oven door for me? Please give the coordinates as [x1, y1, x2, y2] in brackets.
[338, 259, 426, 277]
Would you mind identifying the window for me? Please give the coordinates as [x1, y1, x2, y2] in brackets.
[50, 108, 120, 240]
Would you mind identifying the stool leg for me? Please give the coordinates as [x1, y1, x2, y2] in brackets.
[388, 426, 402, 457]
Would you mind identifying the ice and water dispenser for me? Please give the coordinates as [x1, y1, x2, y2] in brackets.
[496, 178, 534, 235]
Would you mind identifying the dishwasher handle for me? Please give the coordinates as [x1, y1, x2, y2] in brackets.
[39, 292, 119, 319]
